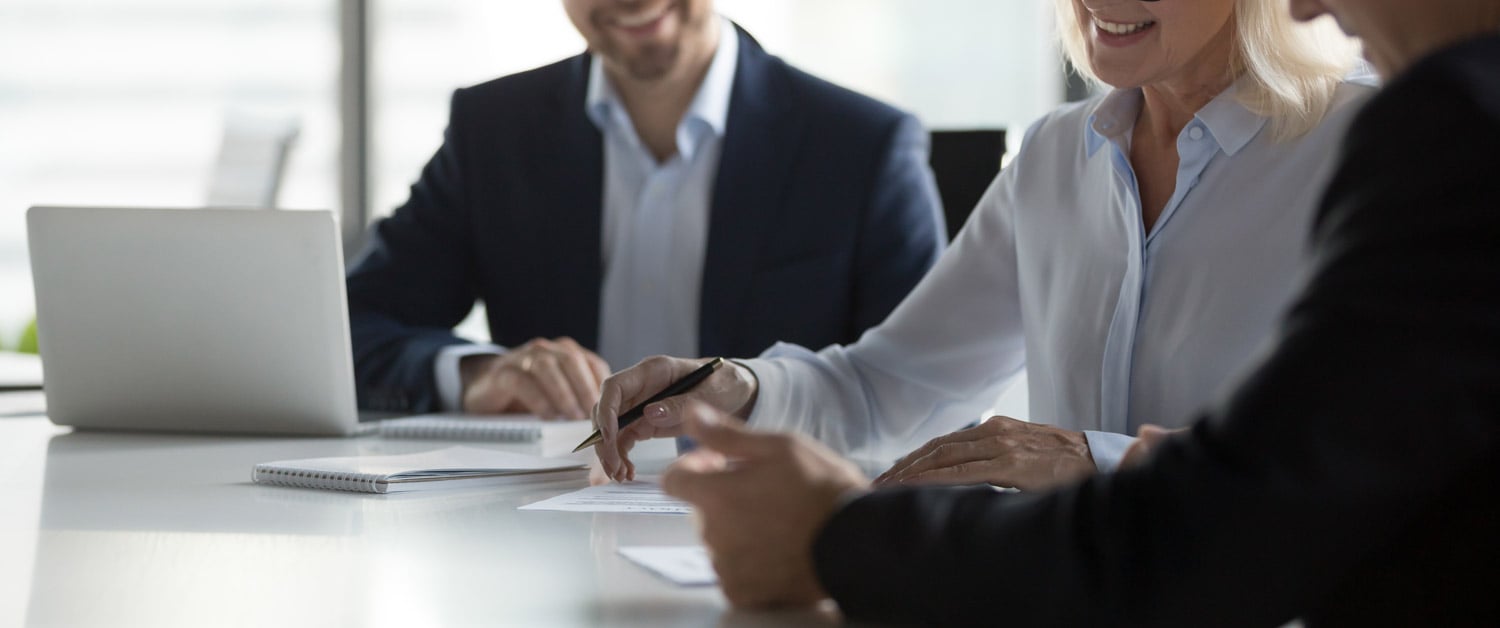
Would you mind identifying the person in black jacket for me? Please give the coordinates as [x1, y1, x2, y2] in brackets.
[659, 0, 1500, 625]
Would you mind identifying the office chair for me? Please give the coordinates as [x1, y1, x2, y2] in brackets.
[929, 129, 1007, 241]
[205, 112, 300, 208]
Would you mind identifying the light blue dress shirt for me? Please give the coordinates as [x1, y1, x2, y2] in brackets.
[433, 18, 738, 410]
[742, 79, 1375, 471]
[592, 17, 738, 371]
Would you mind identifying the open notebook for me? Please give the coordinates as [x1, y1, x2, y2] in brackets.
[377, 414, 593, 443]
[252, 446, 587, 494]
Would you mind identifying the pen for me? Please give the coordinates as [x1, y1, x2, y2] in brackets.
[572, 357, 726, 453]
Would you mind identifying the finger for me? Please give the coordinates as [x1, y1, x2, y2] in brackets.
[529, 355, 583, 420]
[552, 337, 608, 397]
[641, 356, 751, 423]
[509, 373, 557, 420]
[587, 353, 611, 390]
[681, 402, 784, 461]
[598, 357, 681, 439]
[888, 421, 998, 469]
[899, 460, 998, 487]
[875, 443, 939, 484]
[614, 425, 653, 482]
[1122, 424, 1173, 469]
[1136, 424, 1172, 445]
[593, 380, 626, 479]
[594, 357, 686, 478]
[611, 415, 686, 483]
[606, 418, 658, 482]
[662, 450, 731, 503]
[553, 346, 602, 420]
[885, 440, 993, 485]
[876, 426, 992, 484]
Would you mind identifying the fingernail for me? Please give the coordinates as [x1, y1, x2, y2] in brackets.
[646, 404, 667, 418]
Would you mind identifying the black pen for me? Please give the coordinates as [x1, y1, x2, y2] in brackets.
[572, 357, 725, 453]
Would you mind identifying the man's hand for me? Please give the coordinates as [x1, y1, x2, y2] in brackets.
[873, 415, 1094, 491]
[594, 355, 758, 482]
[1120, 424, 1183, 469]
[461, 337, 610, 420]
[662, 402, 868, 608]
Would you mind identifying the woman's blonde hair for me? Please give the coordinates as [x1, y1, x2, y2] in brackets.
[1054, 0, 1360, 140]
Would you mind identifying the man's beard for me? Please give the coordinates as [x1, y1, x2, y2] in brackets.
[621, 42, 682, 81]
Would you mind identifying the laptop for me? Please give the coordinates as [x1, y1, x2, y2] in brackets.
[27, 206, 361, 435]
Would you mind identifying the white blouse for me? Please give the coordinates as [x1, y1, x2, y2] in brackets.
[742, 79, 1375, 470]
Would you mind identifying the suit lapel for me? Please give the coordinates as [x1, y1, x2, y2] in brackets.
[530, 55, 603, 348]
[699, 27, 802, 356]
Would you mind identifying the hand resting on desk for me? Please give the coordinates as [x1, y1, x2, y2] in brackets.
[872, 419, 1185, 491]
[461, 337, 610, 421]
[873, 415, 1095, 491]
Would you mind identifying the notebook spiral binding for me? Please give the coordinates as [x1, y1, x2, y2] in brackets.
[252, 465, 383, 493]
[379, 419, 543, 442]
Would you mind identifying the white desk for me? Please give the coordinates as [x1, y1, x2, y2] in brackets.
[0, 417, 842, 627]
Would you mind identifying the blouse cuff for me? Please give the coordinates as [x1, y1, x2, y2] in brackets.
[1084, 430, 1135, 473]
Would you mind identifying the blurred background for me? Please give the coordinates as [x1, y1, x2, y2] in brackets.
[0, 0, 1070, 342]
[0, 0, 1071, 411]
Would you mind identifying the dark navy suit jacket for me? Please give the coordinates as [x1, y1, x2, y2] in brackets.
[347, 26, 945, 413]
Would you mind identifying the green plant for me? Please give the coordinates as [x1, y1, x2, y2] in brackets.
[17, 317, 38, 354]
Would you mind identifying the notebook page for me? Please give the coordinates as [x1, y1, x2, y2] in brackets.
[260, 446, 585, 477]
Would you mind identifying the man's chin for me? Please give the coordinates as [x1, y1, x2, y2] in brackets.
[622, 49, 680, 82]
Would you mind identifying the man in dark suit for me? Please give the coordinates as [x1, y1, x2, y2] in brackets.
[660, 1, 1500, 625]
[347, 0, 945, 417]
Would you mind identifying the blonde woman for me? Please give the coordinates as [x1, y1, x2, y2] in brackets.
[593, 0, 1371, 489]
[657, 0, 1500, 620]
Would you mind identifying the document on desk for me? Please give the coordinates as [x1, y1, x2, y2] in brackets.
[518, 480, 692, 515]
[618, 546, 717, 586]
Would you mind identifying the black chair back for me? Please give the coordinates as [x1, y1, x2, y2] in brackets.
[929, 129, 1007, 241]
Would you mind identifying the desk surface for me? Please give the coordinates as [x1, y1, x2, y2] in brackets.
[0, 417, 841, 627]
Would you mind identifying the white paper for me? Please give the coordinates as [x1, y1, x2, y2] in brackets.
[259, 446, 585, 477]
[518, 481, 692, 515]
[618, 546, 717, 586]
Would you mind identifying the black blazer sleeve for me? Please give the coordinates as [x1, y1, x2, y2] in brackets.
[345, 90, 481, 413]
[812, 36, 1500, 627]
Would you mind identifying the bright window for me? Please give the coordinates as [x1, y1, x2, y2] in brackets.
[0, 0, 339, 346]
[370, 0, 1063, 222]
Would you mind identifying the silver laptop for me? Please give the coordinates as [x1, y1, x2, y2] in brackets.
[28, 206, 360, 435]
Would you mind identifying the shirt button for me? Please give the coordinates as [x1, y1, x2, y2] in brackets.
[1188, 126, 1205, 141]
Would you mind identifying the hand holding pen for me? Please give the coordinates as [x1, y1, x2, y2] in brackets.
[587, 355, 760, 482]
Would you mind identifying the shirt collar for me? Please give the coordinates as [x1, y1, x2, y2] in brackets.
[1084, 88, 1141, 157]
[1085, 76, 1269, 158]
[585, 16, 739, 160]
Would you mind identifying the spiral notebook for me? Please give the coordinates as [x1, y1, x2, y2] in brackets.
[252, 446, 588, 494]
[377, 414, 592, 443]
